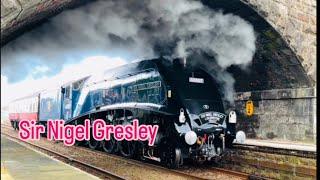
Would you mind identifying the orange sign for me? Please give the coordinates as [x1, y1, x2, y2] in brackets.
[246, 100, 254, 116]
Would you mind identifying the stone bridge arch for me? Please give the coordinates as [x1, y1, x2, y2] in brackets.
[241, 0, 316, 83]
[1, 0, 316, 82]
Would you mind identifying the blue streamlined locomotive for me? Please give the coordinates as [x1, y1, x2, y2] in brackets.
[11, 57, 238, 168]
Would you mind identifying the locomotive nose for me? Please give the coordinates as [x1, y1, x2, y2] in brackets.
[188, 128, 227, 161]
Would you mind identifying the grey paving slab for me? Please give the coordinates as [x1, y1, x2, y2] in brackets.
[1, 135, 99, 180]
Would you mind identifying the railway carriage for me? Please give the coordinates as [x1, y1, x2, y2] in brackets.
[8, 94, 39, 130]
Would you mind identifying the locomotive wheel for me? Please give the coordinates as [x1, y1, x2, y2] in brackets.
[160, 140, 182, 169]
[16, 121, 20, 130]
[88, 131, 99, 150]
[12, 121, 16, 130]
[73, 120, 83, 146]
[101, 136, 116, 153]
[225, 136, 235, 148]
[74, 140, 84, 146]
[135, 141, 146, 160]
[41, 123, 47, 137]
[119, 140, 135, 158]
[14, 121, 19, 130]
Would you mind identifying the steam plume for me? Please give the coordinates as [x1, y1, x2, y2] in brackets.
[1, 0, 256, 104]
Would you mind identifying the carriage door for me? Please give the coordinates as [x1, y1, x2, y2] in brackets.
[62, 85, 72, 120]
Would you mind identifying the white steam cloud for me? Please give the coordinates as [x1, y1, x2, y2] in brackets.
[1, 0, 256, 104]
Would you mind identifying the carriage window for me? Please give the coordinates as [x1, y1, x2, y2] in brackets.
[65, 86, 71, 98]
[32, 102, 35, 112]
[22, 101, 25, 112]
[29, 102, 32, 112]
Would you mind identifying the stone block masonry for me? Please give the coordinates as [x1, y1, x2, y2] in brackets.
[221, 148, 316, 179]
[234, 87, 316, 144]
[241, 0, 317, 83]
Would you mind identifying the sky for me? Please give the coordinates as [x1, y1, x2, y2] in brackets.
[1, 56, 126, 108]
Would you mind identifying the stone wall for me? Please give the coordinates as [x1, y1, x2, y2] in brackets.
[221, 148, 316, 179]
[241, 0, 317, 83]
[234, 88, 316, 144]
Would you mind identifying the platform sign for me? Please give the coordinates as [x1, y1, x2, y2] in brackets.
[246, 100, 254, 116]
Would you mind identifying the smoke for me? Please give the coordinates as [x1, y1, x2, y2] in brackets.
[1, 0, 256, 104]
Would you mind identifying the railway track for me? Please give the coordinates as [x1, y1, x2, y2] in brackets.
[2, 120, 316, 180]
[233, 143, 316, 159]
[72, 138, 252, 180]
[1, 123, 250, 179]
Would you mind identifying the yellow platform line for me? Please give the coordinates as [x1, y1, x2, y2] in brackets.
[1, 162, 14, 180]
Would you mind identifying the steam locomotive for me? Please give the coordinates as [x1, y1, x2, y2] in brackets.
[8, 57, 238, 168]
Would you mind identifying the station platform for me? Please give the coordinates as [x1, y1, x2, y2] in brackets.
[238, 138, 316, 152]
[1, 135, 98, 180]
